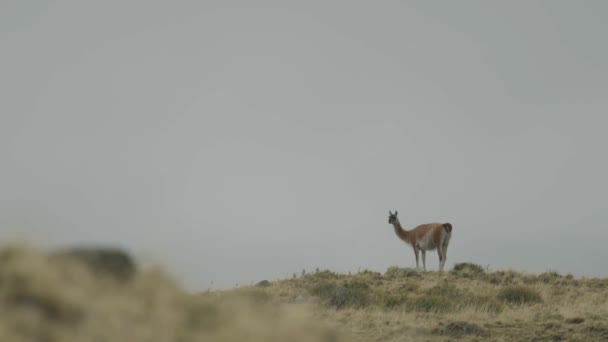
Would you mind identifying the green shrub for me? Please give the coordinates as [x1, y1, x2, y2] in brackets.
[358, 269, 381, 276]
[308, 281, 335, 299]
[485, 270, 518, 285]
[425, 284, 465, 300]
[452, 262, 485, 274]
[384, 266, 419, 278]
[308, 280, 370, 309]
[410, 296, 453, 312]
[304, 270, 341, 280]
[498, 285, 542, 304]
[375, 290, 408, 309]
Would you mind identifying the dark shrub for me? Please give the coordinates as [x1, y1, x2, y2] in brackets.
[498, 285, 542, 304]
[375, 290, 408, 309]
[256, 280, 271, 287]
[51, 247, 136, 282]
[565, 317, 585, 324]
[452, 263, 485, 274]
[308, 280, 370, 309]
[425, 284, 465, 299]
[433, 321, 487, 337]
[384, 266, 419, 278]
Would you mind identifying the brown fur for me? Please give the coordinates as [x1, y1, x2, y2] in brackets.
[442, 223, 452, 233]
[388, 211, 452, 272]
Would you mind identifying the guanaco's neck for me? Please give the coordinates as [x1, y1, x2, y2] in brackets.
[392, 219, 410, 243]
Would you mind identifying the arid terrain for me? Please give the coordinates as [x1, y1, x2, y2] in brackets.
[256, 264, 608, 341]
[1, 244, 607, 341]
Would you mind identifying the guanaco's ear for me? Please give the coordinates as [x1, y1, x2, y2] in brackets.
[388, 210, 392, 215]
[395, 210, 398, 216]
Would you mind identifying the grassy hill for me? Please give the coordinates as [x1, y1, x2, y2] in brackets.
[245, 264, 608, 341]
[0, 245, 607, 341]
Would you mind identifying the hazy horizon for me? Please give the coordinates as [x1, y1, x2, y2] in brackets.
[2, 1, 607, 289]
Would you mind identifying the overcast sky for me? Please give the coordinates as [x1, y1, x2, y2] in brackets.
[2, 1, 607, 289]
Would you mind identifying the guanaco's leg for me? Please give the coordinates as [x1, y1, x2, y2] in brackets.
[421, 249, 427, 272]
[413, 246, 420, 270]
[437, 246, 445, 272]
[441, 243, 449, 271]
[433, 230, 445, 272]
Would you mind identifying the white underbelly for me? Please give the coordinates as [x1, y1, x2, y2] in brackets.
[417, 233, 437, 250]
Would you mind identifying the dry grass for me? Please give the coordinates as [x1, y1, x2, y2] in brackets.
[1, 244, 607, 342]
[0, 244, 342, 342]
[257, 266, 608, 341]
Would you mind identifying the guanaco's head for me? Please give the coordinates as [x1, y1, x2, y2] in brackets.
[388, 210, 398, 224]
